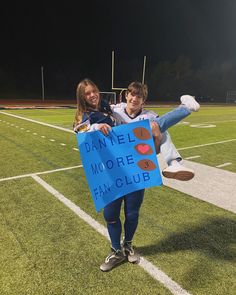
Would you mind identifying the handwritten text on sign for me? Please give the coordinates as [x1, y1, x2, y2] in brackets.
[77, 120, 162, 211]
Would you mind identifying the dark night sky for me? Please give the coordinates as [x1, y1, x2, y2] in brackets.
[1, 0, 236, 98]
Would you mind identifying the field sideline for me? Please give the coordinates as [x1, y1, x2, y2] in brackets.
[0, 106, 235, 295]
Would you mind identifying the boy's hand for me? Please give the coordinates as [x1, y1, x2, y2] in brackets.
[151, 121, 161, 137]
[97, 123, 112, 136]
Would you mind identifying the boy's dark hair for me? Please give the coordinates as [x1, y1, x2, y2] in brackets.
[127, 82, 148, 101]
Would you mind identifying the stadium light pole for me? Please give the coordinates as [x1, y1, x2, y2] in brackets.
[111, 50, 114, 90]
[142, 55, 146, 84]
[41, 66, 45, 101]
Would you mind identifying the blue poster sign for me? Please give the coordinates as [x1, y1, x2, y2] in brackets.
[77, 119, 162, 212]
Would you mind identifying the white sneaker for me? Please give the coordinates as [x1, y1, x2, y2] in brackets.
[162, 161, 194, 181]
[122, 241, 140, 264]
[180, 95, 200, 112]
[100, 248, 126, 272]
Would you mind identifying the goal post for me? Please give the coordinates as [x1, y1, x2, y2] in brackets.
[111, 51, 147, 91]
[226, 90, 236, 103]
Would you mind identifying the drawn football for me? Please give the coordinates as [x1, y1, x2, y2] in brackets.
[137, 159, 156, 170]
[133, 127, 151, 140]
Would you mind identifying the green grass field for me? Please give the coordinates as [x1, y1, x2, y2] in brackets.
[0, 106, 236, 295]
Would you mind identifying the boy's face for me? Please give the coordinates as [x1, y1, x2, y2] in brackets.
[84, 85, 100, 109]
[125, 91, 144, 112]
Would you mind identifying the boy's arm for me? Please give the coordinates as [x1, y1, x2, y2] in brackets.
[150, 121, 162, 154]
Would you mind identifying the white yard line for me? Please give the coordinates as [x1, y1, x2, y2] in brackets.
[0, 165, 83, 182]
[185, 155, 201, 160]
[1, 110, 235, 213]
[177, 119, 236, 126]
[32, 174, 191, 295]
[0, 111, 74, 133]
[200, 119, 236, 124]
[216, 162, 232, 168]
[178, 138, 236, 151]
[2, 159, 235, 214]
[159, 156, 236, 213]
[1, 110, 235, 152]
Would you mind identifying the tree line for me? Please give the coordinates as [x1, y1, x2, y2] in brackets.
[1, 55, 236, 102]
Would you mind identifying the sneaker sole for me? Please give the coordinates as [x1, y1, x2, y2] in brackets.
[127, 255, 140, 264]
[162, 170, 194, 181]
[124, 249, 141, 264]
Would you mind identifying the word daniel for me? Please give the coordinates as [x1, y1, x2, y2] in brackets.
[84, 132, 135, 153]
[84, 126, 152, 153]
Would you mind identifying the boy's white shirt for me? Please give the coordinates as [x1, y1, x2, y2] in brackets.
[81, 103, 159, 132]
[111, 104, 182, 165]
[110, 102, 158, 125]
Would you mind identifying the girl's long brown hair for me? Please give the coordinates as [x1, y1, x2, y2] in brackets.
[74, 79, 100, 126]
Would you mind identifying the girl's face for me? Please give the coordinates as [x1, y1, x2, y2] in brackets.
[126, 91, 144, 112]
[84, 84, 100, 109]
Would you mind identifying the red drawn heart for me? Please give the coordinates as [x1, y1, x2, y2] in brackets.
[137, 144, 149, 154]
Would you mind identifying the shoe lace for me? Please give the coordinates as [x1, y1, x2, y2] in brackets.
[124, 242, 135, 255]
[105, 249, 121, 263]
